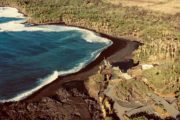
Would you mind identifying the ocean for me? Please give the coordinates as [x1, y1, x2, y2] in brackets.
[0, 7, 112, 102]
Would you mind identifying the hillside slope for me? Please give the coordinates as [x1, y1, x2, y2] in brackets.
[0, 0, 180, 119]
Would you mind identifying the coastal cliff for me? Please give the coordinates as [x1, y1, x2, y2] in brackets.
[0, 0, 180, 120]
[85, 60, 180, 120]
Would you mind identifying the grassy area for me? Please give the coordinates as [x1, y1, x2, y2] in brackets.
[103, 0, 180, 15]
[143, 59, 180, 94]
[114, 79, 153, 102]
[1, 0, 179, 58]
[1, 0, 180, 114]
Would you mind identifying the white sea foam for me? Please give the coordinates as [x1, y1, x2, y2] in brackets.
[0, 44, 109, 103]
[0, 71, 59, 103]
[0, 7, 112, 102]
[0, 7, 25, 18]
[40, 25, 112, 44]
[0, 21, 111, 44]
[0, 7, 112, 44]
[0, 60, 87, 103]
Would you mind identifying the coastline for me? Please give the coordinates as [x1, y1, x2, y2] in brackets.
[0, 6, 141, 120]
[0, 2, 179, 119]
[0, 6, 141, 102]
[25, 33, 140, 101]
[0, 14, 141, 118]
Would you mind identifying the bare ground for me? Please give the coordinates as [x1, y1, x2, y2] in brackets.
[103, 0, 180, 14]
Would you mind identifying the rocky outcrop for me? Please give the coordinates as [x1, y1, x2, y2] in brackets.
[85, 60, 180, 120]
[0, 81, 102, 120]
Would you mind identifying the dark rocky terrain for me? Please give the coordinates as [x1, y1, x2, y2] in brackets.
[0, 81, 102, 120]
[0, 0, 179, 119]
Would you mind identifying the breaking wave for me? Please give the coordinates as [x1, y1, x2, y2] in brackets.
[0, 7, 112, 103]
[0, 45, 108, 103]
[0, 7, 111, 44]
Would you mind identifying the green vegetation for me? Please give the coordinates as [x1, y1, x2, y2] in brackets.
[2, 0, 179, 62]
[143, 59, 180, 94]
[114, 79, 153, 102]
[1, 0, 180, 113]
[0, 0, 101, 23]
[1, 0, 179, 60]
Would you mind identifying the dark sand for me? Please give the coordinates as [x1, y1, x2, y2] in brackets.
[0, 7, 141, 120]
[0, 81, 102, 120]
[0, 28, 140, 120]
[26, 32, 141, 101]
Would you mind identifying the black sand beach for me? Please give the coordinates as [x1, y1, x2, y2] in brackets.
[25, 32, 141, 101]
[0, 25, 141, 120]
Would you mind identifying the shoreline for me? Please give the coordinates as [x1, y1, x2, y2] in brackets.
[25, 32, 141, 101]
[0, 6, 141, 120]
[0, 3, 179, 119]
[0, 6, 141, 103]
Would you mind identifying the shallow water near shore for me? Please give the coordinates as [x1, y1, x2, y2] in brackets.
[0, 7, 112, 102]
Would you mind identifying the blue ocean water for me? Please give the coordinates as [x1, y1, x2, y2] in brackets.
[0, 17, 110, 102]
